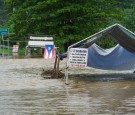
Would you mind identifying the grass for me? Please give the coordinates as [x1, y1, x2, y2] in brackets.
[0, 48, 25, 55]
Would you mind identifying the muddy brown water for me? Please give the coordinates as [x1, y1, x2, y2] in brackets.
[0, 59, 135, 115]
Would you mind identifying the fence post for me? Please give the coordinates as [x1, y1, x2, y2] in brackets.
[56, 57, 60, 78]
[2, 35, 4, 56]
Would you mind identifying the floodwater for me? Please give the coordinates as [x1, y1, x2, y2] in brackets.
[0, 59, 135, 115]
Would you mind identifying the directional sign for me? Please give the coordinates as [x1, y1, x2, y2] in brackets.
[0, 28, 8, 36]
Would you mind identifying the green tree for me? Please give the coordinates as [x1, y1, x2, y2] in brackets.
[122, 1, 135, 32]
[4, 0, 123, 52]
[0, 0, 7, 26]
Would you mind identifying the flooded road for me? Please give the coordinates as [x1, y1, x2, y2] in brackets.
[0, 59, 135, 115]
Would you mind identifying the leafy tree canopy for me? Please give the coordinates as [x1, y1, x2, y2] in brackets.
[2, 0, 133, 52]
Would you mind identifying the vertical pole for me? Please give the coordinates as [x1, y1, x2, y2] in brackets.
[53, 47, 59, 78]
[2, 35, 4, 57]
[65, 62, 69, 85]
[25, 46, 27, 56]
[64, 68, 66, 80]
[27, 47, 31, 57]
[65, 47, 70, 84]
[8, 39, 9, 57]
[56, 57, 60, 78]
[54, 48, 58, 71]
[65, 69, 69, 85]
[0, 40, 2, 53]
[53, 55, 57, 76]
[25, 46, 28, 57]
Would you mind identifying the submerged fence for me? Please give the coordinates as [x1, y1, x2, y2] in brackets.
[0, 39, 44, 58]
[0, 40, 27, 57]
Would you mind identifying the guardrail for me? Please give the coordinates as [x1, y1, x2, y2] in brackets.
[0, 45, 13, 49]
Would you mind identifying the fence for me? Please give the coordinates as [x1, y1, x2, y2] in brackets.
[0, 39, 46, 58]
[0, 39, 27, 57]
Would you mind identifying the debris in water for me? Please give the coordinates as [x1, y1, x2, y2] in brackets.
[41, 69, 64, 79]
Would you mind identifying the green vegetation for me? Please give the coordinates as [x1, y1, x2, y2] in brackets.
[0, 47, 25, 54]
[0, 48, 12, 53]
[0, 0, 135, 52]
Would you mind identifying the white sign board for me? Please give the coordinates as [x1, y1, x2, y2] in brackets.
[30, 36, 53, 40]
[28, 41, 53, 47]
[12, 45, 19, 53]
[69, 48, 88, 67]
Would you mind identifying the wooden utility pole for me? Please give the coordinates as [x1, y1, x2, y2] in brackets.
[56, 57, 60, 78]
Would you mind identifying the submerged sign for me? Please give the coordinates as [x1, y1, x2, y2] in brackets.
[69, 48, 88, 67]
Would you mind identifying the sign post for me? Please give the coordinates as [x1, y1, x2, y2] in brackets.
[65, 48, 88, 84]
[0, 28, 8, 56]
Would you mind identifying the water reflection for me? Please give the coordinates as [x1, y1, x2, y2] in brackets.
[0, 54, 43, 59]
[1, 78, 135, 114]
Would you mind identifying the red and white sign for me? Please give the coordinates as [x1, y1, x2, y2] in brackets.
[69, 48, 88, 67]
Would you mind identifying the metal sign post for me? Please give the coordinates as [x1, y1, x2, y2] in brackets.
[0, 28, 8, 56]
[65, 48, 88, 84]
[2, 35, 4, 56]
